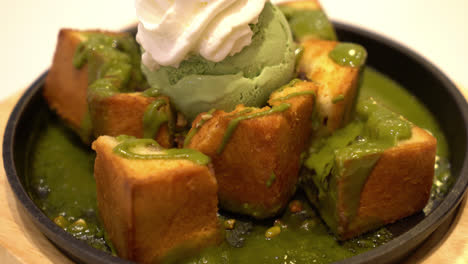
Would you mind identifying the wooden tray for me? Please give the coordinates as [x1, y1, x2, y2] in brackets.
[0, 91, 467, 264]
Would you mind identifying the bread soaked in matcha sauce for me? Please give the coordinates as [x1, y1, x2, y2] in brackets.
[26, 67, 452, 263]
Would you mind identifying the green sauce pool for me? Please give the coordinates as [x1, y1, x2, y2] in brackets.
[26, 67, 452, 263]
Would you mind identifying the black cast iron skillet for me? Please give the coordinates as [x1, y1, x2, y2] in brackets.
[4, 22, 468, 264]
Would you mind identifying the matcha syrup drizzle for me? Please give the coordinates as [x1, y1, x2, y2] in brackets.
[72, 33, 147, 142]
[141, 87, 176, 142]
[183, 109, 217, 147]
[279, 6, 337, 41]
[113, 137, 210, 165]
[73, 33, 146, 99]
[328, 43, 367, 68]
[270, 90, 316, 102]
[217, 103, 291, 154]
[143, 98, 169, 139]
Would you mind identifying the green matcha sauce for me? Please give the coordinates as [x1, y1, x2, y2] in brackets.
[329, 43, 368, 68]
[142, 98, 170, 139]
[73, 33, 147, 143]
[27, 67, 452, 263]
[184, 197, 392, 264]
[73, 33, 146, 99]
[279, 6, 337, 41]
[113, 136, 210, 165]
[25, 113, 111, 252]
[302, 98, 413, 234]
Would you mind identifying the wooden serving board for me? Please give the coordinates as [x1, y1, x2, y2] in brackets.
[0, 91, 467, 264]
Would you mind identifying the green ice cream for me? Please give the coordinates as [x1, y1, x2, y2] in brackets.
[142, 2, 296, 121]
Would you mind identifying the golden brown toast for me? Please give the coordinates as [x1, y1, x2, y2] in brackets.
[44, 29, 93, 142]
[343, 126, 437, 239]
[298, 39, 362, 136]
[92, 136, 220, 264]
[187, 81, 317, 218]
[89, 93, 173, 148]
[269, 80, 318, 154]
[44, 29, 172, 146]
[305, 126, 437, 240]
[44, 29, 129, 142]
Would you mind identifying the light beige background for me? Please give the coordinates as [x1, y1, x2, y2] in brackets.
[1, 0, 467, 101]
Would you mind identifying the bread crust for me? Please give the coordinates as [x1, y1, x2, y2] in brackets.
[44, 29, 90, 136]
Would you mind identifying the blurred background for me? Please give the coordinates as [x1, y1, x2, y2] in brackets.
[2, 0, 467, 101]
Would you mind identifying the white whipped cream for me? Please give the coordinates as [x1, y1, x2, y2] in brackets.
[135, 0, 267, 70]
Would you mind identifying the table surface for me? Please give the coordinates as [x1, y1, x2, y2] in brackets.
[2, 0, 468, 101]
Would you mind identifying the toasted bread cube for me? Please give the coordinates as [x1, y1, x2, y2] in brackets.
[304, 126, 436, 240]
[44, 29, 172, 146]
[277, 0, 337, 41]
[298, 39, 363, 136]
[187, 81, 317, 218]
[89, 93, 173, 148]
[92, 136, 220, 264]
[347, 127, 436, 238]
[44, 29, 94, 142]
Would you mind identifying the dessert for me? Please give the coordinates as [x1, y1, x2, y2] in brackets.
[34, 0, 446, 263]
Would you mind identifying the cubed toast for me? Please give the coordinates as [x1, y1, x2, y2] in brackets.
[43, 29, 98, 142]
[346, 126, 436, 238]
[89, 93, 173, 148]
[187, 80, 317, 218]
[304, 126, 437, 239]
[92, 136, 220, 264]
[297, 39, 363, 137]
[44, 29, 172, 146]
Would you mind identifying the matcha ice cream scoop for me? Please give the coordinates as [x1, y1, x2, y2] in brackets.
[142, 2, 296, 121]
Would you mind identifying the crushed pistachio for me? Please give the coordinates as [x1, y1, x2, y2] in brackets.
[176, 112, 188, 128]
[300, 219, 317, 231]
[53, 215, 70, 229]
[224, 219, 236, 230]
[265, 226, 281, 239]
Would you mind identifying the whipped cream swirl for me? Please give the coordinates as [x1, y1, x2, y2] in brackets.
[135, 0, 267, 70]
